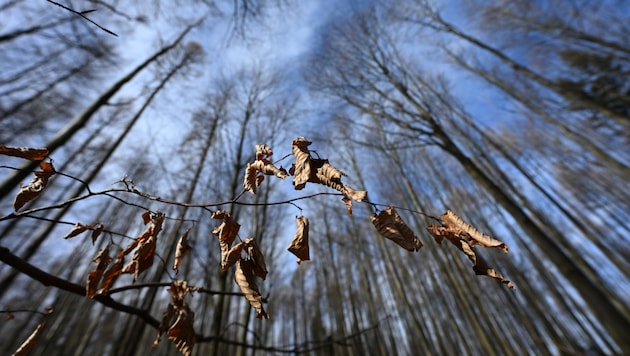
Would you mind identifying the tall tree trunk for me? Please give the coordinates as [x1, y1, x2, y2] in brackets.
[0, 23, 196, 200]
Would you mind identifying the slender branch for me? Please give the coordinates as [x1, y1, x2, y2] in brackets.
[46, 0, 119, 37]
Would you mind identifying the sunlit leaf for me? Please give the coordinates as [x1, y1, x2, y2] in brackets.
[288, 216, 310, 264]
[13, 321, 45, 356]
[234, 259, 268, 319]
[371, 207, 422, 252]
[173, 228, 193, 274]
[0, 145, 48, 160]
[13, 161, 55, 211]
[245, 237, 268, 280]
[87, 246, 112, 298]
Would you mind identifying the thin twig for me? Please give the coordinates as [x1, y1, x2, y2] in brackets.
[46, 0, 119, 37]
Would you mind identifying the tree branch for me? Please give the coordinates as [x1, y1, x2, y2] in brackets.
[46, 0, 118, 37]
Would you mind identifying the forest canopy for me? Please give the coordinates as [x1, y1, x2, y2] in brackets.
[1, 0, 629, 355]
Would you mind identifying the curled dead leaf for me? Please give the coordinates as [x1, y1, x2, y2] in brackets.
[290, 137, 312, 190]
[221, 241, 247, 272]
[122, 212, 164, 281]
[13, 161, 55, 211]
[13, 321, 45, 356]
[245, 238, 268, 280]
[234, 259, 268, 319]
[87, 246, 112, 298]
[211, 210, 240, 246]
[288, 216, 310, 264]
[371, 207, 422, 252]
[173, 228, 193, 274]
[426, 210, 513, 288]
[0, 145, 48, 161]
[167, 306, 195, 356]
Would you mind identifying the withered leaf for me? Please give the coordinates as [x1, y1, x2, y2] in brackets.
[64, 223, 92, 239]
[122, 212, 164, 281]
[173, 228, 193, 274]
[255, 144, 273, 160]
[87, 246, 112, 298]
[371, 207, 422, 252]
[211, 210, 240, 246]
[440, 210, 508, 252]
[92, 223, 104, 244]
[97, 252, 125, 295]
[290, 137, 312, 190]
[456, 239, 514, 288]
[234, 259, 268, 319]
[426, 210, 513, 288]
[251, 159, 288, 179]
[13, 321, 45, 356]
[169, 280, 192, 306]
[0, 145, 48, 161]
[167, 306, 195, 356]
[13, 161, 55, 211]
[153, 303, 176, 348]
[245, 238, 268, 280]
[288, 216, 310, 264]
[221, 241, 247, 272]
[341, 197, 353, 216]
[243, 162, 259, 194]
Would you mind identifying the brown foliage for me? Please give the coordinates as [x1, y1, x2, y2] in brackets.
[13, 161, 55, 211]
[234, 258, 268, 319]
[153, 281, 196, 355]
[427, 210, 513, 288]
[288, 216, 310, 263]
[371, 207, 422, 252]
[122, 212, 165, 282]
[0, 145, 48, 160]
[173, 228, 193, 274]
[13, 321, 45, 356]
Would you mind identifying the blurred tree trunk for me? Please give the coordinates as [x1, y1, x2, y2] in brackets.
[0, 23, 196, 200]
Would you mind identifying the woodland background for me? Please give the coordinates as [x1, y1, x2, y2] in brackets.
[1, 0, 629, 355]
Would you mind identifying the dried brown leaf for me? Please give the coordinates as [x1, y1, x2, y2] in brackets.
[97, 252, 124, 295]
[371, 207, 422, 252]
[13, 321, 45, 356]
[13, 162, 55, 211]
[167, 306, 195, 356]
[64, 223, 93, 239]
[173, 228, 193, 274]
[0, 145, 48, 161]
[441, 210, 508, 252]
[211, 210, 240, 246]
[308, 158, 367, 202]
[153, 303, 176, 348]
[341, 197, 353, 216]
[245, 238, 268, 280]
[243, 162, 259, 194]
[290, 137, 312, 190]
[234, 259, 268, 319]
[255, 144, 273, 160]
[92, 223, 104, 244]
[456, 240, 514, 288]
[168, 280, 192, 306]
[221, 241, 247, 272]
[288, 216, 310, 264]
[122, 212, 164, 281]
[87, 246, 112, 298]
[252, 159, 289, 179]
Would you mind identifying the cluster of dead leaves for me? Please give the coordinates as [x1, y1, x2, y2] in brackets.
[427, 210, 513, 288]
[64, 222, 104, 244]
[243, 144, 289, 194]
[153, 280, 196, 356]
[211, 210, 269, 319]
[86, 211, 166, 298]
[0, 145, 55, 212]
